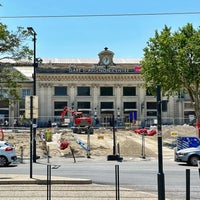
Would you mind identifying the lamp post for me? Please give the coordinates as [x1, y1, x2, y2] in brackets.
[27, 27, 37, 163]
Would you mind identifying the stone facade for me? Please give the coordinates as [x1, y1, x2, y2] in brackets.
[0, 48, 195, 127]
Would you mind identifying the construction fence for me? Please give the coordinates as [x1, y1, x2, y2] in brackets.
[0, 115, 197, 129]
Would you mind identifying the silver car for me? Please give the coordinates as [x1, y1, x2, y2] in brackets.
[175, 145, 200, 166]
[0, 141, 17, 167]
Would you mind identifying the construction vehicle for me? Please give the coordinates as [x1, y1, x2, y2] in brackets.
[61, 106, 94, 134]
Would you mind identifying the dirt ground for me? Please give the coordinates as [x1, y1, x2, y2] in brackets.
[3, 125, 198, 160]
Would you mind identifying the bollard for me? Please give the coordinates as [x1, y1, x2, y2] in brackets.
[141, 132, 146, 159]
[87, 127, 91, 158]
[47, 146, 50, 163]
[186, 169, 190, 200]
[117, 143, 120, 157]
[198, 161, 200, 179]
[20, 146, 23, 163]
[115, 165, 120, 200]
[47, 165, 51, 200]
[70, 146, 76, 163]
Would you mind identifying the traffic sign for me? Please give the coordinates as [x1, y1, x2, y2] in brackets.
[171, 131, 178, 137]
[25, 96, 38, 110]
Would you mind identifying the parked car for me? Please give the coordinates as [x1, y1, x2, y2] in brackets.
[175, 145, 200, 166]
[0, 141, 17, 167]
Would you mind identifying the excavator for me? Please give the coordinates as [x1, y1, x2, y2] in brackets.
[61, 106, 94, 134]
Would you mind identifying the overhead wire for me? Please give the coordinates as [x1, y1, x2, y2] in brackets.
[1, 11, 200, 19]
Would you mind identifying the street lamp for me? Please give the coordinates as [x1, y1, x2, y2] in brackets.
[27, 27, 37, 163]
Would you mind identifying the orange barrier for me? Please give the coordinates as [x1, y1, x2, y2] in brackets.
[0, 128, 4, 141]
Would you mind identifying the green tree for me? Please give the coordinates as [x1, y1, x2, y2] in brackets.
[0, 22, 32, 102]
[141, 23, 200, 121]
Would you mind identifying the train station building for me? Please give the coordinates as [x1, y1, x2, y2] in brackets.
[0, 48, 195, 127]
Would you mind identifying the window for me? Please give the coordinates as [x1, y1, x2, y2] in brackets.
[101, 102, 113, 109]
[123, 87, 136, 96]
[184, 103, 193, 109]
[178, 91, 185, 99]
[124, 102, 137, 109]
[147, 102, 157, 109]
[54, 87, 67, 96]
[147, 111, 157, 117]
[0, 100, 9, 108]
[54, 102, 67, 116]
[0, 110, 8, 117]
[54, 102, 67, 109]
[0, 89, 8, 98]
[100, 87, 113, 96]
[22, 89, 31, 99]
[77, 102, 90, 109]
[77, 87, 90, 96]
[162, 100, 168, 112]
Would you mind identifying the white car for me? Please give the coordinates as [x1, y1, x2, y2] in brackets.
[0, 141, 17, 167]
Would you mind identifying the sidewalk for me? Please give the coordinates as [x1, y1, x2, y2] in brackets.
[0, 174, 158, 200]
[0, 156, 162, 199]
[0, 173, 92, 185]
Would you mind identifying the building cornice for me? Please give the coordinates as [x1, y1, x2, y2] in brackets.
[37, 73, 143, 82]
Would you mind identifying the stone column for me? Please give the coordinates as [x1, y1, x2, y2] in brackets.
[92, 84, 99, 116]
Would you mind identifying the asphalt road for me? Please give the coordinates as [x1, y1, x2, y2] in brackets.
[1, 156, 200, 199]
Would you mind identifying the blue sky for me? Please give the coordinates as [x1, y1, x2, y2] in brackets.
[1, 0, 200, 59]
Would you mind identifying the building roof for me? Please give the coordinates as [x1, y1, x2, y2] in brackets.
[14, 66, 33, 79]
[41, 58, 141, 64]
[5, 57, 142, 79]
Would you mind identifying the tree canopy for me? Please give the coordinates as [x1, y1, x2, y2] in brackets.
[0, 22, 32, 102]
[141, 23, 200, 121]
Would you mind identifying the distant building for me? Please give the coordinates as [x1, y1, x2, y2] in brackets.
[0, 48, 196, 127]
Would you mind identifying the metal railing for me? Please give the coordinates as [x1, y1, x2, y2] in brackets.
[0, 116, 197, 130]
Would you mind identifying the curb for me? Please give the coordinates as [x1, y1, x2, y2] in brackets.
[0, 174, 92, 185]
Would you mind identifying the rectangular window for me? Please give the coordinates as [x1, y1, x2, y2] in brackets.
[0, 100, 9, 108]
[124, 102, 137, 109]
[54, 102, 67, 109]
[184, 103, 193, 109]
[19, 100, 25, 109]
[147, 102, 157, 109]
[0, 110, 9, 117]
[100, 87, 113, 96]
[77, 102, 90, 109]
[123, 87, 136, 96]
[147, 111, 157, 117]
[77, 87, 90, 96]
[162, 100, 168, 112]
[54, 86, 67, 96]
[22, 89, 31, 99]
[101, 102, 113, 109]
[0, 89, 8, 98]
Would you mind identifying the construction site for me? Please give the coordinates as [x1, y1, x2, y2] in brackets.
[3, 125, 198, 160]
